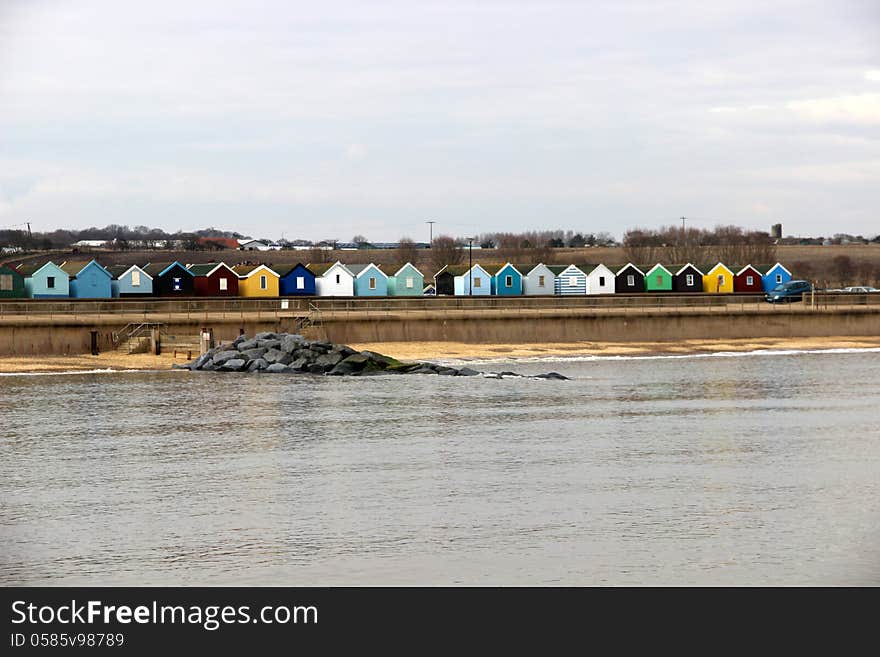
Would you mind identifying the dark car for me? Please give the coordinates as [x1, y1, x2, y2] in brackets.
[765, 279, 812, 303]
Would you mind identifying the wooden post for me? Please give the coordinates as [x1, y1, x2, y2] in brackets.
[150, 326, 161, 355]
[90, 330, 99, 356]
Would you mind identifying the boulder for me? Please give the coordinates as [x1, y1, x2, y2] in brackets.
[263, 348, 287, 364]
[172, 362, 193, 370]
[410, 366, 438, 374]
[312, 341, 334, 350]
[191, 352, 213, 369]
[212, 350, 242, 366]
[247, 358, 269, 372]
[437, 367, 459, 376]
[534, 372, 569, 380]
[232, 335, 249, 347]
[257, 338, 282, 350]
[315, 352, 343, 368]
[328, 353, 370, 375]
[254, 332, 278, 341]
[289, 357, 309, 371]
[200, 359, 215, 371]
[220, 358, 246, 371]
[280, 335, 303, 353]
[308, 363, 326, 374]
[240, 347, 267, 361]
[237, 339, 259, 351]
[456, 367, 480, 376]
[265, 363, 289, 373]
[360, 350, 399, 367]
[499, 371, 521, 377]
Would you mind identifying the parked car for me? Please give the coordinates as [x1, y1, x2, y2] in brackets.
[843, 286, 879, 293]
[765, 279, 813, 303]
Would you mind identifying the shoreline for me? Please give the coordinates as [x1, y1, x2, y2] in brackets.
[2, 336, 880, 373]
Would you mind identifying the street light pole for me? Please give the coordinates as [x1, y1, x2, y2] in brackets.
[468, 237, 474, 296]
[426, 221, 435, 247]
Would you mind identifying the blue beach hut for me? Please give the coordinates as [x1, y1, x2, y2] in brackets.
[350, 263, 388, 296]
[278, 263, 316, 296]
[109, 264, 153, 297]
[61, 260, 113, 298]
[491, 263, 523, 295]
[387, 262, 424, 296]
[762, 263, 792, 291]
[453, 264, 492, 296]
[550, 264, 587, 295]
[20, 261, 70, 298]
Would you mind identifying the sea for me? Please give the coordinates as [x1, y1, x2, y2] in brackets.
[1, 348, 879, 585]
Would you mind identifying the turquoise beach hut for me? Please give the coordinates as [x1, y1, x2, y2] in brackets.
[350, 263, 388, 296]
[20, 261, 70, 298]
[61, 260, 113, 298]
[453, 264, 492, 296]
[387, 262, 424, 296]
[491, 263, 523, 296]
[762, 263, 792, 291]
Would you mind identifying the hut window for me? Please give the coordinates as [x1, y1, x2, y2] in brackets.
[776, 274, 782, 284]
[0, 274, 12, 291]
[746, 275, 754, 286]
[335, 274, 341, 284]
[173, 277, 181, 291]
[656, 275, 663, 285]
[538, 275, 545, 286]
[568, 276, 577, 285]
[474, 277, 482, 288]
[219, 277, 228, 291]
[296, 276, 304, 289]
[505, 275, 513, 287]
[718, 275, 725, 285]
[47, 276, 56, 289]
[369, 277, 377, 290]
[627, 274, 634, 286]
[131, 270, 141, 287]
[405, 277, 414, 289]
[686, 274, 694, 286]
[260, 275, 267, 290]
[599, 276, 605, 286]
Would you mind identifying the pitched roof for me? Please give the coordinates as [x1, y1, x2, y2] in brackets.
[548, 264, 586, 275]
[645, 263, 672, 276]
[276, 263, 314, 277]
[348, 263, 388, 278]
[15, 261, 61, 277]
[232, 264, 278, 277]
[106, 264, 152, 280]
[437, 265, 470, 277]
[616, 263, 645, 276]
[187, 262, 235, 277]
[307, 261, 352, 276]
[143, 261, 192, 276]
[59, 261, 91, 276]
[673, 263, 703, 275]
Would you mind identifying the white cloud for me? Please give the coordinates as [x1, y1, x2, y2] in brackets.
[866, 70, 880, 82]
[786, 94, 880, 125]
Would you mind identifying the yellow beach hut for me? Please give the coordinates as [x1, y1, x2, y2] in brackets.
[702, 263, 735, 294]
[233, 264, 280, 297]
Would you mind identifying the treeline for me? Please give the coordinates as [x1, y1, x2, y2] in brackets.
[623, 225, 777, 266]
[476, 230, 618, 249]
[0, 225, 245, 251]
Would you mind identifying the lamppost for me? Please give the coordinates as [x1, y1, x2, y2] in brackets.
[467, 237, 474, 296]
[426, 221, 436, 248]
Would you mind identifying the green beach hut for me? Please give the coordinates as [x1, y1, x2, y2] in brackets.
[644, 263, 673, 292]
[0, 264, 26, 298]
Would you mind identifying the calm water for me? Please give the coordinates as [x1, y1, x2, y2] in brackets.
[1, 350, 879, 585]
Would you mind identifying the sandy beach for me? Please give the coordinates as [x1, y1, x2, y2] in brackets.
[2, 336, 880, 373]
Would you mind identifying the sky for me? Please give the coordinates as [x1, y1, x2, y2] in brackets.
[1, 0, 879, 242]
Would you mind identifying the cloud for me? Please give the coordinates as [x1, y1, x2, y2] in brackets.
[786, 94, 880, 125]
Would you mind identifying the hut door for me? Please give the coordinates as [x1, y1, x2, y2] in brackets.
[716, 274, 723, 293]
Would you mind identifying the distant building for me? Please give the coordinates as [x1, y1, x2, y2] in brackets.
[72, 239, 110, 248]
[771, 223, 783, 239]
[197, 237, 239, 250]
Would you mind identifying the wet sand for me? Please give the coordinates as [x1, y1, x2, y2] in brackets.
[3, 336, 880, 373]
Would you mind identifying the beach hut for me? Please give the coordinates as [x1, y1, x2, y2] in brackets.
[233, 264, 280, 297]
[761, 263, 792, 292]
[434, 265, 465, 296]
[386, 262, 424, 296]
[672, 264, 704, 293]
[144, 262, 195, 296]
[189, 262, 239, 296]
[108, 264, 153, 297]
[585, 264, 616, 295]
[453, 264, 492, 296]
[550, 265, 587, 295]
[734, 265, 764, 293]
[278, 263, 316, 296]
[643, 264, 673, 292]
[702, 263, 734, 294]
[522, 264, 555, 295]
[60, 260, 113, 298]
[615, 263, 646, 293]
[312, 262, 355, 296]
[0, 264, 26, 298]
[19, 261, 70, 298]
[490, 263, 523, 296]
[350, 263, 388, 296]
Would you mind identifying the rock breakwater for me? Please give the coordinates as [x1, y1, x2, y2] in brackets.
[174, 332, 569, 380]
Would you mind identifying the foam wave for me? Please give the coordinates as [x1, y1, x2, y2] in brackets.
[436, 346, 880, 366]
[0, 368, 160, 377]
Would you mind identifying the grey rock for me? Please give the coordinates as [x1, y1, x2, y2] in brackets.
[456, 367, 480, 376]
[263, 348, 287, 364]
[313, 341, 334, 350]
[328, 353, 370, 375]
[220, 358, 246, 371]
[499, 371, 521, 377]
[437, 367, 458, 376]
[265, 363, 289, 373]
[237, 339, 259, 351]
[308, 363, 326, 374]
[483, 373, 503, 379]
[241, 347, 267, 361]
[257, 338, 281, 350]
[280, 335, 303, 353]
[410, 366, 439, 374]
[534, 372, 569, 380]
[247, 358, 269, 372]
[315, 352, 343, 368]
[212, 350, 242, 366]
[232, 335, 249, 347]
[172, 362, 193, 370]
[360, 350, 397, 367]
[255, 332, 278, 341]
[289, 357, 309, 371]
[200, 359, 215, 371]
[191, 352, 212, 369]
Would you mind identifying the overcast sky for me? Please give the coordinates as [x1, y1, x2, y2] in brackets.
[1, 0, 878, 241]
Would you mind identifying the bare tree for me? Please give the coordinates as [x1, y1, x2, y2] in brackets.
[393, 237, 419, 268]
[831, 254, 855, 286]
[429, 235, 464, 274]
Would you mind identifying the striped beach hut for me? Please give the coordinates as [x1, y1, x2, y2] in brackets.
[550, 265, 587, 295]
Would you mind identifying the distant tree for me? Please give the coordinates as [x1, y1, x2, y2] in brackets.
[429, 235, 464, 274]
[548, 237, 564, 248]
[568, 233, 586, 248]
[831, 254, 855, 286]
[480, 239, 496, 249]
[394, 237, 419, 267]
